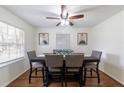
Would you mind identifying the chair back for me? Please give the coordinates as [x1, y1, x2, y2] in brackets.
[45, 54, 63, 68]
[27, 51, 36, 61]
[91, 50, 102, 61]
[65, 54, 84, 67]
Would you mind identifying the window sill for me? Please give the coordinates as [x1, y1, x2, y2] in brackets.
[0, 57, 25, 68]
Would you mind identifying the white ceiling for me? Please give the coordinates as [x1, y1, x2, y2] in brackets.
[4, 5, 124, 28]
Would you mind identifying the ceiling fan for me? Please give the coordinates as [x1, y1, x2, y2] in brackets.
[46, 5, 84, 26]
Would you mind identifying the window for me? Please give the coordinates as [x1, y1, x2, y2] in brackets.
[0, 21, 24, 63]
[56, 34, 70, 49]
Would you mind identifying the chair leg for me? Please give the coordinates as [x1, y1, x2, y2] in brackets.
[29, 68, 32, 84]
[35, 68, 37, 75]
[43, 68, 47, 86]
[61, 69, 64, 87]
[61, 74, 64, 87]
[79, 68, 83, 86]
[45, 68, 49, 87]
[97, 68, 100, 83]
[83, 68, 87, 86]
[42, 68, 45, 85]
[64, 69, 67, 87]
[90, 68, 92, 77]
[65, 77, 67, 87]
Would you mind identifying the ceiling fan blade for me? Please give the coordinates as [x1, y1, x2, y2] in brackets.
[69, 22, 74, 26]
[56, 22, 61, 26]
[69, 14, 84, 19]
[46, 17, 60, 20]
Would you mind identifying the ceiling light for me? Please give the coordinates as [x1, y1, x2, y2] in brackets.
[60, 19, 69, 26]
[65, 20, 69, 25]
[61, 19, 65, 26]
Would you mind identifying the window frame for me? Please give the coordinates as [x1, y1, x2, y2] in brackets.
[0, 21, 25, 64]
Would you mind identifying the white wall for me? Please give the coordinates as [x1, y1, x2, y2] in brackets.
[91, 10, 124, 85]
[0, 6, 36, 86]
[36, 27, 92, 55]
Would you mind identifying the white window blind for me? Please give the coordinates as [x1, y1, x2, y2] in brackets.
[56, 34, 70, 49]
[0, 21, 24, 63]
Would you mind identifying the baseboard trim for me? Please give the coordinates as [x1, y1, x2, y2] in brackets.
[2, 68, 29, 87]
[3, 68, 124, 87]
[99, 70, 124, 86]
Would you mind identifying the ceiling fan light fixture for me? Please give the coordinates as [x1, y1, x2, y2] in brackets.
[60, 19, 65, 26]
[65, 20, 69, 25]
[60, 19, 69, 26]
[63, 10, 67, 18]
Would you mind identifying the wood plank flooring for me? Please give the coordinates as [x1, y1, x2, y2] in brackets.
[7, 70, 123, 87]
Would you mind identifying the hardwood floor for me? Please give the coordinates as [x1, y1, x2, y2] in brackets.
[7, 70, 123, 87]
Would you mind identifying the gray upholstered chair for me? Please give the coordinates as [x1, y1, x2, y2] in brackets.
[27, 51, 45, 84]
[84, 50, 102, 83]
[45, 54, 64, 86]
[65, 54, 84, 86]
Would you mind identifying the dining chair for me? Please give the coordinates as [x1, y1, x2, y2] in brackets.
[65, 54, 85, 86]
[84, 50, 102, 83]
[45, 54, 64, 86]
[27, 51, 45, 84]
